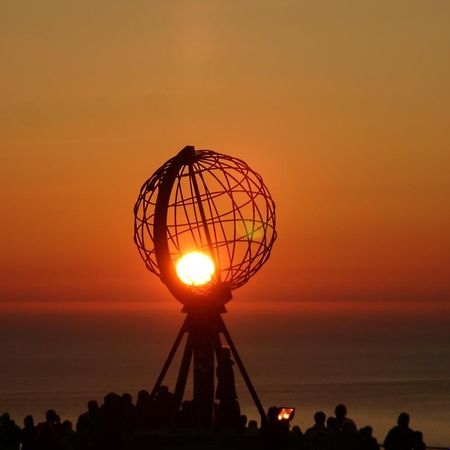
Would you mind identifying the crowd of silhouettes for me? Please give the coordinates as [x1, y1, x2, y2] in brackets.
[280, 406, 428, 450]
[0, 348, 429, 449]
[0, 410, 77, 450]
[0, 401, 429, 450]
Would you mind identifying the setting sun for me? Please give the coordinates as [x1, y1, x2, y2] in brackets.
[176, 251, 215, 286]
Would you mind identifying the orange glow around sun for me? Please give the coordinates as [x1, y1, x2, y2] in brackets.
[176, 251, 215, 286]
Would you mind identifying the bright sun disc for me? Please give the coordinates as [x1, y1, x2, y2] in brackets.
[176, 251, 215, 286]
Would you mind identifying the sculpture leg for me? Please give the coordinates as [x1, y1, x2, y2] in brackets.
[218, 316, 267, 425]
[150, 317, 187, 400]
[174, 334, 193, 410]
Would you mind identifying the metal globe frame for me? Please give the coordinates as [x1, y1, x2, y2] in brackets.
[133, 146, 277, 428]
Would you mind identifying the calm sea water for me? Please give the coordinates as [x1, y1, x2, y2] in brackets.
[0, 302, 449, 447]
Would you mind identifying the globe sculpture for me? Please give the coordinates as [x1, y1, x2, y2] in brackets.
[133, 146, 277, 428]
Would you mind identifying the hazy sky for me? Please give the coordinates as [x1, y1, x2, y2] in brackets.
[1, 0, 449, 310]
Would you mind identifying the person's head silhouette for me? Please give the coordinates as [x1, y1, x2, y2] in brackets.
[221, 346, 232, 360]
[326, 416, 338, 431]
[359, 426, 373, 437]
[157, 385, 169, 397]
[45, 409, 57, 424]
[137, 390, 150, 406]
[335, 404, 347, 420]
[104, 392, 115, 407]
[122, 393, 133, 406]
[62, 420, 72, 431]
[314, 411, 326, 425]
[87, 400, 99, 414]
[24, 415, 34, 428]
[397, 412, 410, 427]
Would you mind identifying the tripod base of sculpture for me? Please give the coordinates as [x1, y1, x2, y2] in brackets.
[150, 308, 266, 429]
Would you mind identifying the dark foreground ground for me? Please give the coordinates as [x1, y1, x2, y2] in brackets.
[130, 430, 263, 450]
[124, 430, 447, 450]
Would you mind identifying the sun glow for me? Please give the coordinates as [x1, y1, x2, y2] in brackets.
[176, 251, 215, 286]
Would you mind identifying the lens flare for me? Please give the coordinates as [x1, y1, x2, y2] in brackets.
[176, 251, 215, 286]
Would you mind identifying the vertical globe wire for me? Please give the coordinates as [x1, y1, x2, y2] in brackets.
[134, 148, 277, 304]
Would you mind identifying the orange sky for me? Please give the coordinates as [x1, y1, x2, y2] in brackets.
[1, 1, 449, 311]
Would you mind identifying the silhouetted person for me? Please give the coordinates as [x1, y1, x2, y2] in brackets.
[152, 385, 175, 428]
[305, 411, 327, 450]
[334, 404, 356, 432]
[237, 414, 247, 433]
[334, 404, 357, 450]
[216, 346, 240, 428]
[325, 417, 338, 450]
[291, 425, 308, 450]
[216, 346, 238, 402]
[413, 431, 426, 450]
[36, 410, 59, 450]
[75, 414, 91, 450]
[247, 419, 259, 437]
[100, 392, 123, 450]
[121, 393, 137, 432]
[21, 415, 37, 450]
[136, 390, 151, 429]
[87, 400, 100, 417]
[0, 413, 21, 450]
[357, 426, 378, 450]
[384, 413, 415, 450]
[76, 399, 105, 450]
[60, 420, 76, 450]
[55, 414, 64, 445]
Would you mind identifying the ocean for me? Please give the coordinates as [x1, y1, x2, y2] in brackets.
[0, 301, 449, 447]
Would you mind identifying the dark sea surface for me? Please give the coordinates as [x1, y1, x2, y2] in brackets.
[0, 301, 449, 447]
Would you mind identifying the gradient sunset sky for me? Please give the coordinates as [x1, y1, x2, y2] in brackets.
[1, 1, 449, 315]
